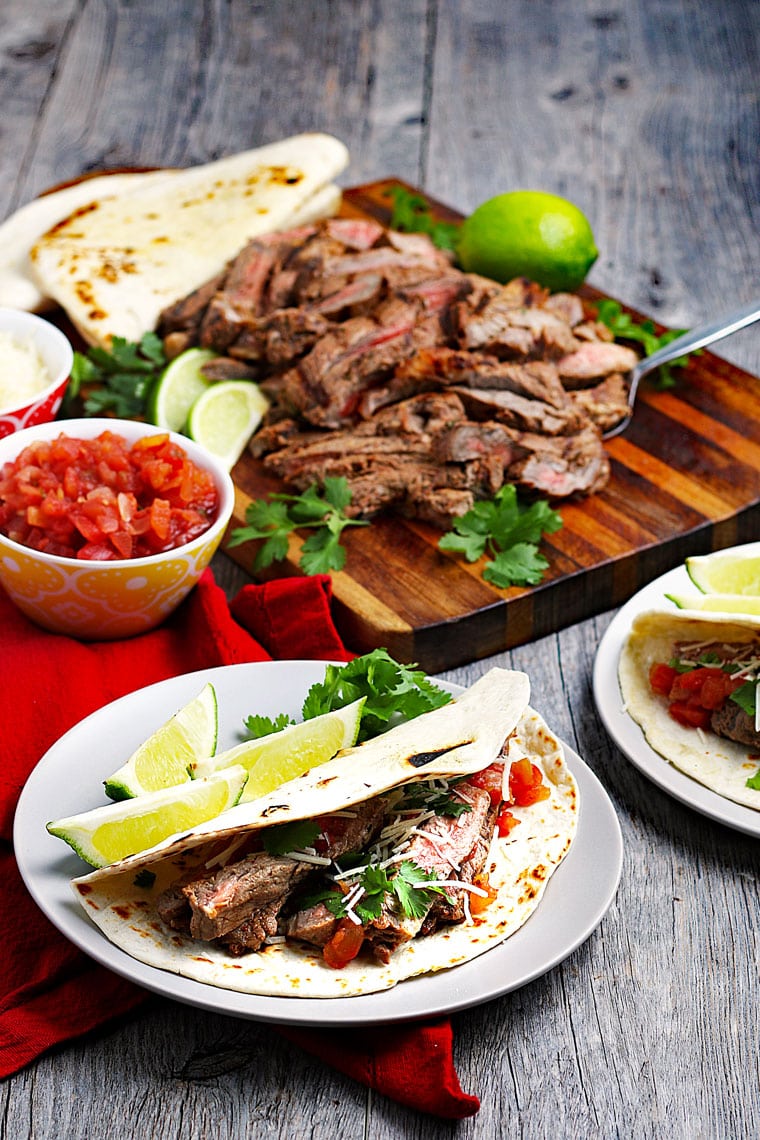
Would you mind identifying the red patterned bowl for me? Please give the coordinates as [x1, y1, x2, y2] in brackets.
[0, 308, 73, 438]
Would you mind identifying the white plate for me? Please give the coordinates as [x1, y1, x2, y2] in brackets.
[15, 660, 623, 1026]
[593, 562, 760, 838]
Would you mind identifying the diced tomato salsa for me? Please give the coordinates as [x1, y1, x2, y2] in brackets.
[648, 661, 743, 729]
[0, 431, 219, 560]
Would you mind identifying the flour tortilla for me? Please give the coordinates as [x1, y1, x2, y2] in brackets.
[29, 133, 348, 346]
[619, 609, 760, 810]
[71, 670, 578, 998]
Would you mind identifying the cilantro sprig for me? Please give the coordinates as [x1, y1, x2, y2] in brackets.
[65, 332, 167, 417]
[385, 186, 461, 253]
[438, 484, 563, 588]
[227, 476, 368, 576]
[594, 300, 696, 389]
[301, 648, 451, 742]
[307, 860, 454, 925]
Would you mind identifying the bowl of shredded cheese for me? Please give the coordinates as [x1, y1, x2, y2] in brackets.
[0, 308, 73, 438]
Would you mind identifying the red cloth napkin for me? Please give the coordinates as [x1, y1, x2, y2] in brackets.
[0, 570, 479, 1118]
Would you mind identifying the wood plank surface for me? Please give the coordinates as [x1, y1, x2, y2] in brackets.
[224, 178, 760, 671]
[2, 3, 760, 1140]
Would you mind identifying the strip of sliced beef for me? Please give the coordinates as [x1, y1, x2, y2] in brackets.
[507, 424, 610, 498]
[158, 271, 226, 335]
[451, 385, 585, 435]
[710, 703, 760, 749]
[156, 796, 390, 955]
[459, 293, 580, 359]
[558, 339, 639, 387]
[568, 373, 631, 432]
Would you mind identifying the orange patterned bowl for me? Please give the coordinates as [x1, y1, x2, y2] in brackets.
[0, 418, 234, 639]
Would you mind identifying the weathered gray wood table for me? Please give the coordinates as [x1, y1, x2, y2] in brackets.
[2, 2, 759, 1136]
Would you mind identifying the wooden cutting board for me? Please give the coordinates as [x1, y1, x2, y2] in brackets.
[224, 179, 760, 672]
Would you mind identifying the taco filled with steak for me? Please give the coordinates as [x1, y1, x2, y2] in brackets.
[619, 609, 760, 809]
[70, 668, 578, 998]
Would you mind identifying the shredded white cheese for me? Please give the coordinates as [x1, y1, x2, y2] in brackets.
[0, 331, 51, 411]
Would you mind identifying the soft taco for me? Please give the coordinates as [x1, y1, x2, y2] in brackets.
[619, 609, 760, 810]
[29, 132, 348, 347]
[71, 668, 578, 998]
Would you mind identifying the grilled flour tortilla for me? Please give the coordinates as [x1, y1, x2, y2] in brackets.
[619, 609, 760, 810]
[29, 132, 348, 347]
[71, 669, 578, 998]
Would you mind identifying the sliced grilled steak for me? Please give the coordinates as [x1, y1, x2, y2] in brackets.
[284, 901, 339, 947]
[507, 424, 610, 498]
[558, 340, 639, 386]
[568, 373, 631, 432]
[158, 271, 226, 335]
[363, 780, 494, 963]
[451, 385, 585, 435]
[710, 703, 760, 748]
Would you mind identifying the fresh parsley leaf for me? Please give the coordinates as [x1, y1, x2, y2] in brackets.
[385, 186, 461, 253]
[243, 711, 294, 740]
[227, 478, 368, 576]
[301, 648, 452, 742]
[64, 333, 167, 418]
[439, 484, 562, 589]
[391, 861, 454, 919]
[729, 680, 757, 718]
[595, 300, 696, 389]
[262, 820, 321, 856]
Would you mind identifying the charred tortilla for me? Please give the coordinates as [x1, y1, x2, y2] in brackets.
[71, 670, 578, 998]
[29, 133, 348, 347]
[619, 609, 760, 810]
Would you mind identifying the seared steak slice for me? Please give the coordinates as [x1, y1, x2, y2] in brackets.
[452, 385, 585, 435]
[558, 340, 639, 386]
[542, 291, 585, 327]
[182, 855, 311, 942]
[158, 271, 226, 335]
[568, 373, 631, 432]
[200, 356, 260, 381]
[460, 299, 580, 359]
[284, 901, 339, 947]
[507, 424, 610, 498]
[710, 703, 760, 748]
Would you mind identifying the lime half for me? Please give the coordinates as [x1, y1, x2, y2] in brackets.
[148, 348, 217, 432]
[192, 697, 365, 803]
[686, 551, 760, 597]
[104, 682, 218, 800]
[666, 592, 760, 616]
[187, 380, 269, 470]
[48, 766, 247, 868]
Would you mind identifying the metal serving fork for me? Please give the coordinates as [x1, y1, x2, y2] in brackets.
[602, 298, 760, 440]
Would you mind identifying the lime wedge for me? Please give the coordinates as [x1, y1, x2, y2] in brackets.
[686, 551, 760, 597]
[47, 766, 247, 868]
[147, 348, 218, 431]
[666, 592, 760, 616]
[186, 380, 269, 469]
[104, 682, 218, 800]
[192, 697, 365, 803]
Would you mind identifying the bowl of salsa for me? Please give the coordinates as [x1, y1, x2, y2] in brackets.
[0, 417, 234, 638]
[0, 308, 73, 438]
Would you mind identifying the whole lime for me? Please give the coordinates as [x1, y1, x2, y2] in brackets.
[457, 190, 599, 292]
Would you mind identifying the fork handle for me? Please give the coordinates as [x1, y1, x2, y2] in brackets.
[632, 298, 760, 382]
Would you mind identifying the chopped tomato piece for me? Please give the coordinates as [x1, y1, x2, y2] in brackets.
[649, 662, 677, 696]
[509, 758, 551, 806]
[469, 874, 498, 915]
[496, 805, 521, 836]
[668, 702, 712, 729]
[323, 918, 365, 970]
[468, 762, 505, 805]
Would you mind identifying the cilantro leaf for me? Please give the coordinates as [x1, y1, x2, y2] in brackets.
[301, 648, 451, 742]
[262, 820, 321, 856]
[438, 484, 562, 589]
[64, 333, 167, 419]
[385, 187, 461, 253]
[746, 768, 760, 791]
[402, 783, 473, 818]
[227, 478, 367, 576]
[391, 861, 454, 919]
[242, 711, 294, 740]
[729, 681, 757, 718]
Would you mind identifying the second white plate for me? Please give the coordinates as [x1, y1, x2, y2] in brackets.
[593, 562, 760, 838]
